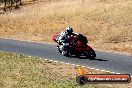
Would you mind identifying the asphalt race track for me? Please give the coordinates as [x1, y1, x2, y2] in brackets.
[0, 38, 132, 75]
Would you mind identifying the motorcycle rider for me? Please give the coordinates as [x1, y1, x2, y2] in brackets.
[57, 27, 90, 56]
[58, 27, 76, 46]
[58, 27, 88, 46]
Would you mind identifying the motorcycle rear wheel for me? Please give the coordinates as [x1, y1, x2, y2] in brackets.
[85, 49, 96, 59]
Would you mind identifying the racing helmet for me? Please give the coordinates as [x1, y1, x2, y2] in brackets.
[66, 27, 73, 34]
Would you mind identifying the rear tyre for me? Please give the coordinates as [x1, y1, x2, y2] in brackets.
[86, 49, 96, 59]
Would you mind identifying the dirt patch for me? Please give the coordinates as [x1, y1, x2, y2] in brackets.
[0, 0, 132, 54]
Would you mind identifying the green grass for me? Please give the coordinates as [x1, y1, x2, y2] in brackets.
[0, 51, 101, 88]
[0, 51, 132, 88]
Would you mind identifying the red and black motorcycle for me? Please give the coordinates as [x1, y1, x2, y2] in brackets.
[52, 34, 96, 59]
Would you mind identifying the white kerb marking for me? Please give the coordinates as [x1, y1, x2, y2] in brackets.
[54, 61, 58, 63]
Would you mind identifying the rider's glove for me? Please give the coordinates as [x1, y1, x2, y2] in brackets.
[62, 43, 69, 46]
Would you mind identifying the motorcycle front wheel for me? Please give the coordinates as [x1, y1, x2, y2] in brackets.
[61, 50, 70, 57]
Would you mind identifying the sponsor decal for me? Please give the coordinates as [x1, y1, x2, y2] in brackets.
[76, 67, 131, 85]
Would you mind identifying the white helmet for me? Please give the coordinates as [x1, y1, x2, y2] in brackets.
[66, 27, 73, 34]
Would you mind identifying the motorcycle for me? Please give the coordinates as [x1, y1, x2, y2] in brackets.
[52, 34, 96, 59]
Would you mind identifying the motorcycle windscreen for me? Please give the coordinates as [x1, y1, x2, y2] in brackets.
[53, 34, 60, 42]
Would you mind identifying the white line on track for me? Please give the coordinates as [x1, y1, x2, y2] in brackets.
[53, 61, 58, 63]
[49, 60, 53, 62]
[2, 38, 132, 76]
[106, 71, 110, 73]
[34, 56, 132, 77]
[82, 66, 86, 68]
[90, 68, 95, 70]
[111, 72, 115, 74]
[71, 64, 75, 66]
[101, 70, 106, 72]
[66, 63, 70, 65]
[60, 62, 64, 64]
[95, 69, 100, 71]
[76, 65, 80, 67]
[86, 67, 91, 69]
[44, 59, 48, 61]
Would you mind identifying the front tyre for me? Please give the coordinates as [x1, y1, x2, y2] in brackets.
[61, 50, 69, 57]
[57, 45, 62, 54]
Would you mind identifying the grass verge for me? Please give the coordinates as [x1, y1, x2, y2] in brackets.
[0, 51, 132, 88]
